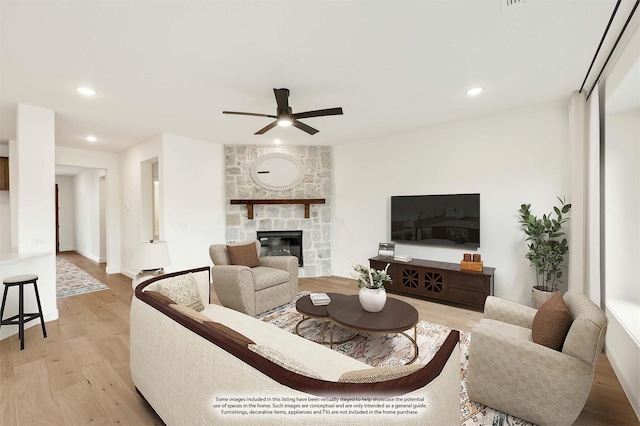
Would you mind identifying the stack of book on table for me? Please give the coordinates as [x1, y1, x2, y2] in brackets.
[310, 293, 331, 306]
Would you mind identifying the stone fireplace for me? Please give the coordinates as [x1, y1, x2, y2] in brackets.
[257, 230, 303, 267]
[224, 145, 332, 277]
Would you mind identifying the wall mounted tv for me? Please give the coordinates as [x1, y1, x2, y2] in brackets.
[391, 193, 480, 248]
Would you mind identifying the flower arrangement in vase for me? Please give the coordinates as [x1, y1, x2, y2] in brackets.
[353, 263, 391, 312]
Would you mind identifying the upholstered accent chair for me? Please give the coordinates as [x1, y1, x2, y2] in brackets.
[209, 241, 298, 316]
[467, 292, 607, 426]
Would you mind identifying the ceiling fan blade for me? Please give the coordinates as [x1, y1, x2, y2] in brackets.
[292, 107, 343, 119]
[273, 88, 290, 112]
[292, 120, 319, 135]
[254, 121, 278, 135]
[223, 111, 277, 119]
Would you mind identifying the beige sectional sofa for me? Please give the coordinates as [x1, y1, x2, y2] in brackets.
[130, 267, 461, 425]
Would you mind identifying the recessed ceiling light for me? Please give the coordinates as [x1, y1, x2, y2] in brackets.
[86, 136, 97, 142]
[274, 138, 282, 145]
[76, 87, 96, 96]
[466, 87, 483, 96]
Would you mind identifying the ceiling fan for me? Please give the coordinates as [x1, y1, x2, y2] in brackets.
[223, 88, 343, 135]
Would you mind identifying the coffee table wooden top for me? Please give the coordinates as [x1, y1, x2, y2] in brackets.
[326, 295, 419, 333]
[295, 293, 351, 318]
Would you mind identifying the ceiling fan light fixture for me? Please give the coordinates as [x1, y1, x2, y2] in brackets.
[224, 88, 341, 135]
[86, 135, 97, 142]
[277, 117, 292, 127]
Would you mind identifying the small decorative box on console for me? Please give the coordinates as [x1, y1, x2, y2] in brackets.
[460, 253, 483, 272]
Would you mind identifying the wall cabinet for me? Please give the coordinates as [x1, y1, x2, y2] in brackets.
[0, 157, 8, 190]
[369, 256, 495, 311]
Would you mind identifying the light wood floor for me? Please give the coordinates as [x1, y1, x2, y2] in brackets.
[0, 252, 636, 425]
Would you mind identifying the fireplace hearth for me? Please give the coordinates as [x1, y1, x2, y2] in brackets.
[257, 230, 303, 267]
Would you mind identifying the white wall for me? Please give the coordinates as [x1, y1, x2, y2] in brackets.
[6, 104, 58, 331]
[55, 175, 75, 251]
[119, 134, 163, 276]
[333, 100, 571, 306]
[0, 144, 9, 250]
[15, 105, 56, 253]
[56, 146, 121, 273]
[99, 176, 107, 261]
[73, 169, 106, 262]
[119, 133, 226, 277]
[162, 134, 226, 271]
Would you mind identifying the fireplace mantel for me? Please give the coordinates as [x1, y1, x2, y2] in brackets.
[230, 198, 326, 219]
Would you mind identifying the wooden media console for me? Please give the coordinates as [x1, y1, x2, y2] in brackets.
[369, 256, 495, 311]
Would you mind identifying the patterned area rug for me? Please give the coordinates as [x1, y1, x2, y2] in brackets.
[257, 293, 533, 426]
[56, 257, 110, 298]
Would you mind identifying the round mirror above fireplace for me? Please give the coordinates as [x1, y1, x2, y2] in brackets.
[250, 152, 305, 191]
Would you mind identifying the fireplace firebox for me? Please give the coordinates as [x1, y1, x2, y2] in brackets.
[257, 230, 303, 267]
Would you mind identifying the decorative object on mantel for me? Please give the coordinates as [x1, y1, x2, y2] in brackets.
[353, 263, 391, 312]
[518, 197, 571, 308]
[250, 152, 305, 191]
[230, 198, 326, 219]
[131, 240, 171, 289]
[460, 253, 483, 272]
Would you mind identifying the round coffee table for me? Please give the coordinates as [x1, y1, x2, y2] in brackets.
[327, 295, 419, 364]
[295, 293, 356, 344]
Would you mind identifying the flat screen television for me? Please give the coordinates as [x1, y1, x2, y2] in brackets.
[391, 193, 480, 248]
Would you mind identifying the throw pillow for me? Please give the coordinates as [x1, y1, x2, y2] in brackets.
[248, 344, 320, 379]
[157, 273, 205, 312]
[338, 364, 425, 383]
[144, 290, 176, 305]
[531, 292, 573, 351]
[227, 243, 260, 267]
[203, 321, 255, 347]
[169, 304, 210, 324]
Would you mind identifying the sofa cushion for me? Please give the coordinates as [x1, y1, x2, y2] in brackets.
[338, 364, 425, 383]
[145, 290, 176, 305]
[227, 243, 260, 267]
[251, 267, 290, 291]
[532, 292, 573, 351]
[169, 304, 210, 323]
[200, 304, 370, 381]
[203, 321, 255, 347]
[248, 344, 320, 379]
[157, 273, 205, 312]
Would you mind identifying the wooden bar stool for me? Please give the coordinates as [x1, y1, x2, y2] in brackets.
[0, 274, 47, 350]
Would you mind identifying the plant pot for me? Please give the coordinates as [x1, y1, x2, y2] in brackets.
[359, 287, 387, 312]
[531, 286, 557, 309]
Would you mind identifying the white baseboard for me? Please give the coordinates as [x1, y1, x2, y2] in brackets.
[75, 249, 101, 264]
[120, 268, 136, 279]
[605, 302, 640, 421]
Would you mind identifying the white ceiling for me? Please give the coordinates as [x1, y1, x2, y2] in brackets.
[0, 0, 621, 153]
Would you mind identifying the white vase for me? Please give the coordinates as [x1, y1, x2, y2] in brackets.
[531, 286, 558, 309]
[359, 287, 387, 312]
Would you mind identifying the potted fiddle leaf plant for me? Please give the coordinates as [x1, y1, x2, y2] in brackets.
[353, 263, 391, 312]
[518, 197, 571, 308]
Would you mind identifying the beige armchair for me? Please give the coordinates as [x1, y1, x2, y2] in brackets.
[209, 241, 298, 316]
[467, 292, 607, 426]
